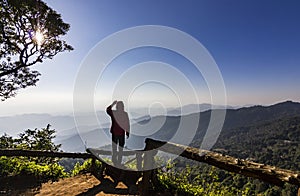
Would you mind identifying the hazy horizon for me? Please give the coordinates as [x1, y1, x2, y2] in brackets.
[0, 99, 298, 117]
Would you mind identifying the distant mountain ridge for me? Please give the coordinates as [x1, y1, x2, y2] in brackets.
[167, 103, 237, 116]
[0, 103, 237, 137]
[222, 100, 300, 129]
[57, 100, 300, 152]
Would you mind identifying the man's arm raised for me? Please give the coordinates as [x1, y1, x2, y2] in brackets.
[106, 100, 117, 116]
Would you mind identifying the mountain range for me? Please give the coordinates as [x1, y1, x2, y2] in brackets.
[0, 103, 236, 148]
[58, 101, 300, 152]
[132, 101, 300, 148]
[1, 101, 299, 153]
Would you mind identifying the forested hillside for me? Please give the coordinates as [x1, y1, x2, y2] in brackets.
[214, 116, 300, 171]
[166, 102, 300, 195]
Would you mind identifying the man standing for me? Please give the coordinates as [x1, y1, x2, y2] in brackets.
[106, 100, 130, 167]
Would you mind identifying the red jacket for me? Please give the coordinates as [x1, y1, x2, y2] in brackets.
[106, 106, 130, 136]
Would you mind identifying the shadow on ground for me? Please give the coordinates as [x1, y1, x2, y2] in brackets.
[0, 175, 42, 195]
[77, 177, 133, 196]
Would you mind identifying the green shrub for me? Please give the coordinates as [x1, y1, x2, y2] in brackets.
[0, 125, 67, 182]
[71, 158, 102, 176]
[0, 156, 68, 181]
[157, 163, 247, 196]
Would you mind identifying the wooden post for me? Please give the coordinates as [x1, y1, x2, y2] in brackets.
[91, 158, 96, 174]
[140, 150, 155, 196]
[136, 151, 143, 171]
[140, 139, 158, 196]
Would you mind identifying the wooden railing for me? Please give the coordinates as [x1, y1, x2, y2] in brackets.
[141, 138, 300, 195]
[143, 138, 300, 187]
[0, 149, 93, 159]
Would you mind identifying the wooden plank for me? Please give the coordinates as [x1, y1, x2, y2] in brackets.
[0, 149, 93, 159]
[145, 138, 300, 187]
[86, 148, 144, 171]
[86, 148, 138, 156]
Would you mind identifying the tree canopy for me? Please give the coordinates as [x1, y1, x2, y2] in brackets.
[0, 0, 73, 100]
[0, 124, 61, 164]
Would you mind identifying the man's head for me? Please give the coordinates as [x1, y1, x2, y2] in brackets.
[116, 101, 124, 111]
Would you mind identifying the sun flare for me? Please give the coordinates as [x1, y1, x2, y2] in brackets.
[34, 30, 44, 46]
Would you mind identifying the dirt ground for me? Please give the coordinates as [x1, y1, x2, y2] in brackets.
[38, 174, 134, 196]
[1, 174, 137, 196]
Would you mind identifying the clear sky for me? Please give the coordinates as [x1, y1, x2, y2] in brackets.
[1, 0, 300, 116]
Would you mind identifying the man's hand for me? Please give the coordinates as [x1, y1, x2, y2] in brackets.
[112, 100, 117, 106]
[126, 132, 129, 139]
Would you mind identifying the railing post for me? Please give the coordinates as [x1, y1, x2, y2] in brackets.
[136, 151, 143, 171]
[91, 158, 96, 173]
[140, 138, 157, 196]
[141, 150, 155, 196]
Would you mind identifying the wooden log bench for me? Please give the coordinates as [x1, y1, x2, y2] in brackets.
[86, 148, 143, 193]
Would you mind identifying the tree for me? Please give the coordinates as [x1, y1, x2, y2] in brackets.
[0, 124, 61, 164]
[0, 0, 73, 100]
[0, 125, 68, 181]
[17, 124, 61, 152]
[0, 133, 15, 148]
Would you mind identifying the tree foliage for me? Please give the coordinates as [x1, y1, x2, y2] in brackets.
[0, 0, 73, 100]
[71, 158, 102, 176]
[157, 160, 299, 196]
[0, 125, 68, 182]
[157, 163, 249, 196]
[0, 156, 67, 180]
[0, 124, 61, 164]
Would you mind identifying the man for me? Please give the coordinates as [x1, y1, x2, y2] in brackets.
[106, 100, 130, 166]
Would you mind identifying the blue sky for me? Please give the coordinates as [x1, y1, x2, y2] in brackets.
[1, 0, 300, 115]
